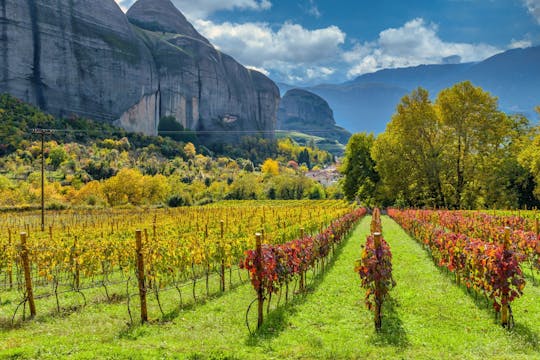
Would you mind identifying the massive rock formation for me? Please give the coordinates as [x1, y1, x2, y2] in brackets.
[278, 89, 351, 145]
[0, 0, 279, 142]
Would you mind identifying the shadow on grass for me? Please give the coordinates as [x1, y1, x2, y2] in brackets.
[160, 278, 248, 323]
[245, 242, 348, 346]
[368, 297, 409, 348]
[509, 323, 540, 351]
[118, 322, 151, 340]
[0, 302, 86, 330]
[428, 254, 540, 350]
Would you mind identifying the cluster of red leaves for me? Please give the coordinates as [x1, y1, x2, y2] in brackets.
[389, 209, 526, 312]
[355, 234, 395, 312]
[241, 208, 367, 296]
[407, 210, 540, 270]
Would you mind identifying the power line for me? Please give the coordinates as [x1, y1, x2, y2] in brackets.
[18, 129, 343, 135]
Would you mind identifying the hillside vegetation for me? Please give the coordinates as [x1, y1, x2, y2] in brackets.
[0, 94, 340, 209]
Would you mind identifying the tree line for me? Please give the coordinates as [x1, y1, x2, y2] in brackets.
[342, 81, 540, 209]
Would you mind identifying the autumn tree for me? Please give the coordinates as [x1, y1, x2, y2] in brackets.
[261, 158, 279, 176]
[102, 168, 144, 206]
[372, 88, 447, 207]
[184, 142, 196, 159]
[436, 81, 514, 208]
[370, 83, 531, 208]
[341, 133, 379, 205]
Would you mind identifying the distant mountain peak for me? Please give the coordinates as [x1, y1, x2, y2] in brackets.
[127, 0, 209, 44]
[278, 88, 351, 145]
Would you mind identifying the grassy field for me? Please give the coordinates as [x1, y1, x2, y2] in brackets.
[1, 216, 539, 359]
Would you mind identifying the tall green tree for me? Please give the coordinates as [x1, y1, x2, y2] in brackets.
[341, 132, 379, 204]
[372, 88, 447, 207]
[436, 81, 513, 208]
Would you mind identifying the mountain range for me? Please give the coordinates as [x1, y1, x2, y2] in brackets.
[281, 46, 540, 134]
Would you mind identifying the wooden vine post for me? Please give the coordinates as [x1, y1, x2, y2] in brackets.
[220, 220, 225, 292]
[373, 232, 382, 331]
[501, 227, 511, 327]
[7, 228, 12, 289]
[20, 232, 36, 318]
[299, 227, 305, 291]
[72, 236, 80, 290]
[135, 230, 148, 323]
[255, 232, 264, 328]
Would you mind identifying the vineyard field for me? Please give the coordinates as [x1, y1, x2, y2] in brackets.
[0, 200, 357, 324]
[0, 209, 540, 359]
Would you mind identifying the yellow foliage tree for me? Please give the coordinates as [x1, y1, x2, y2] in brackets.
[73, 181, 107, 206]
[142, 174, 171, 204]
[102, 168, 144, 206]
[184, 142, 196, 158]
[261, 158, 279, 176]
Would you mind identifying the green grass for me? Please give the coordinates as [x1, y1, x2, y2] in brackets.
[275, 131, 346, 155]
[1, 216, 539, 359]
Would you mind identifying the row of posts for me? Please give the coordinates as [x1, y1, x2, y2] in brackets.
[370, 208, 383, 331]
[14, 220, 230, 323]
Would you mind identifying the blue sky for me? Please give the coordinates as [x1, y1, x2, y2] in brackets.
[116, 0, 540, 85]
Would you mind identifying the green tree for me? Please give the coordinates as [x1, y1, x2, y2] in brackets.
[342, 133, 379, 204]
[298, 149, 311, 169]
[436, 81, 512, 208]
[47, 145, 68, 169]
[372, 88, 446, 207]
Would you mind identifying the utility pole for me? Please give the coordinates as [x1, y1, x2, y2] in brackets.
[32, 128, 54, 231]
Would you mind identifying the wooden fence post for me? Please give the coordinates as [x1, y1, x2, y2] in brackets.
[20, 232, 36, 319]
[220, 220, 225, 292]
[255, 232, 264, 328]
[373, 232, 382, 330]
[72, 236, 80, 290]
[7, 228, 12, 289]
[135, 230, 148, 323]
[501, 227, 511, 327]
[299, 227, 305, 291]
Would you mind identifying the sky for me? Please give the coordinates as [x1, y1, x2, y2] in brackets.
[115, 0, 540, 86]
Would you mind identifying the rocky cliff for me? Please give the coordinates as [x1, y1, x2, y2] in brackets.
[0, 0, 279, 142]
[278, 89, 351, 145]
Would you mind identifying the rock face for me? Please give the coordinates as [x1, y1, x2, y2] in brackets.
[126, 0, 209, 44]
[0, 0, 279, 142]
[278, 89, 351, 145]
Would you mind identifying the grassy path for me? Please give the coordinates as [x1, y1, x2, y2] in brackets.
[1, 215, 539, 359]
[253, 215, 540, 359]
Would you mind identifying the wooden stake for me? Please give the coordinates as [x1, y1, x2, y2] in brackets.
[7, 228, 12, 289]
[255, 232, 264, 328]
[220, 220, 225, 292]
[72, 236, 80, 289]
[501, 227, 511, 327]
[135, 230, 148, 323]
[373, 232, 382, 330]
[20, 232, 36, 318]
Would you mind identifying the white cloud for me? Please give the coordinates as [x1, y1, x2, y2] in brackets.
[308, 0, 321, 18]
[195, 19, 345, 83]
[174, 0, 271, 19]
[509, 38, 533, 49]
[344, 18, 502, 77]
[114, 0, 271, 18]
[524, 0, 540, 24]
[115, 0, 129, 12]
[245, 65, 270, 76]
